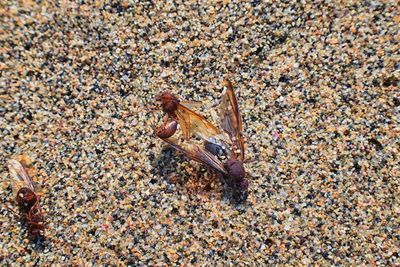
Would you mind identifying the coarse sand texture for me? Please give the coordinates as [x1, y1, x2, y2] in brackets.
[0, 1, 399, 265]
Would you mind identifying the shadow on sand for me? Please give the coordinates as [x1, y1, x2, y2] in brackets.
[151, 145, 248, 206]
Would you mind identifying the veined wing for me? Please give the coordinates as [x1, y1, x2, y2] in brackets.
[8, 159, 36, 197]
[220, 80, 245, 160]
[175, 104, 220, 140]
[180, 100, 202, 109]
[162, 137, 228, 175]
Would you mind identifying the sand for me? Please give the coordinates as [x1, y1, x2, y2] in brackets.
[0, 1, 399, 266]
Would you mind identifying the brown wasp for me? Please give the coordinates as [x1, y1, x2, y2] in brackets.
[8, 159, 45, 238]
[157, 80, 249, 202]
[155, 92, 219, 140]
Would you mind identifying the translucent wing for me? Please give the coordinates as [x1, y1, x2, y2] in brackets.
[176, 104, 220, 140]
[220, 80, 245, 160]
[162, 137, 228, 175]
[180, 100, 202, 109]
[8, 159, 36, 197]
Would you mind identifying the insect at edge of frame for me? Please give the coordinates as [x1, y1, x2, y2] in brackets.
[8, 159, 46, 239]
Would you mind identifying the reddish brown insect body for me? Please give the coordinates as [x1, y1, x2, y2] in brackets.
[156, 92, 180, 118]
[156, 120, 178, 139]
[8, 159, 45, 239]
[23, 202, 45, 237]
[16, 187, 37, 213]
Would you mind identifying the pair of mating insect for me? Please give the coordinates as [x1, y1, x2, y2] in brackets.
[155, 80, 249, 202]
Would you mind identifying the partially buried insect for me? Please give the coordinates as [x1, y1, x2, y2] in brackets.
[155, 92, 219, 140]
[8, 159, 45, 238]
[158, 80, 249, 202]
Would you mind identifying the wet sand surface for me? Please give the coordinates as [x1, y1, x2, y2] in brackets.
[0, 1, 399, 265]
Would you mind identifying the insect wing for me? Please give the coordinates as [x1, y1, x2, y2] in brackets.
[175, 104, 219, 140]
[180, 100, 202, 109]
[162, 137, 228, 175]
[189, 144, 228, 175]
[8, 159, 36, 197]
[220, 80, 245, 160]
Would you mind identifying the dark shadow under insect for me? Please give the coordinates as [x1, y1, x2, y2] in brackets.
[152, 143, 247, 204]
[151, 145, 219, 195]
[150, 145, 187, 186]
